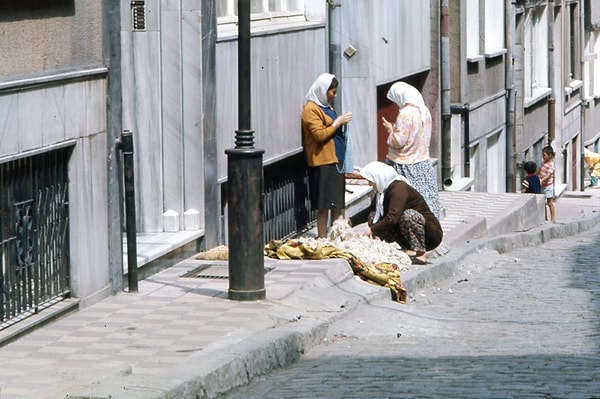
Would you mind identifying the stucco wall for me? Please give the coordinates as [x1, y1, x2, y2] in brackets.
[0, 0, 103, 78]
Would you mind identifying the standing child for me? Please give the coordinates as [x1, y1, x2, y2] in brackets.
[521, 161, 542, 194]
[583, 148, 600, 188]
[538, 146, 556, 222]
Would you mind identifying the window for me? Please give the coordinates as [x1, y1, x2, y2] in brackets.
[567, 3, 580, 81]
[466, 0, 480, 59]
[217, 0, 304, 25]
[484, 0, 505, 55]
[523, 5, 549, 101]
[590, 30, 600, 97]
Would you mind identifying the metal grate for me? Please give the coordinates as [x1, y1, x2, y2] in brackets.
[182, 264, 274, 279]
[1, 147, 72, 327]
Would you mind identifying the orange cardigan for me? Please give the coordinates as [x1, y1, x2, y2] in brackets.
[301, 101, 338, 167]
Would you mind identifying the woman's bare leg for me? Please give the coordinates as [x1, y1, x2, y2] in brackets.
[317, 209, 329, 238]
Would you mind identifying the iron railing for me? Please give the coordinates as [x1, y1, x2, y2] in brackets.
[1, 147, 71, 327]
[263, 153, 315, 242]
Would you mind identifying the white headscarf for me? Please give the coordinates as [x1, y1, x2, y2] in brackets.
[305, 73, 335, 108]
[386, 82, 428, 125]
[358, 161, 411, 224]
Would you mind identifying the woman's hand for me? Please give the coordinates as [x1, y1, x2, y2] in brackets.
[381, 117, 394, 134]
[333, 112, 352, 128]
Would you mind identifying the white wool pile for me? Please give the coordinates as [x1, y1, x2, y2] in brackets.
[299, 218, 412, 271]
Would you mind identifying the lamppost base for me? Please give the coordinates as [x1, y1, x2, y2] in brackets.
[228, 288, 266, 301]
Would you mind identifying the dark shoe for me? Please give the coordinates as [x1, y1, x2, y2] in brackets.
[410, 256, 429, 265]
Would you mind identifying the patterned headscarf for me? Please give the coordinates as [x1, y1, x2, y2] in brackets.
[358, 161, 411, 224]
[305, 73, 335, 107]
[386, 82, 428, 125]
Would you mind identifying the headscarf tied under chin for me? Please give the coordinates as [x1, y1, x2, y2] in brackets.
[386, 82, 428, 125]
[358, 161, 411, 224]
[305, 73, 335, 108]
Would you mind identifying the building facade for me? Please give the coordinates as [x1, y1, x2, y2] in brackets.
[3, 0, 600, 327]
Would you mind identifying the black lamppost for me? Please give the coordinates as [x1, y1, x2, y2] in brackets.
[225, 0, 266, 301]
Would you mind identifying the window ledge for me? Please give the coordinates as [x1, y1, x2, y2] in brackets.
[524, 87, 552, 108]
[485, 48, 507, 58]
[218, 19, 324, 41]
[467, 54, 485, 63]
[564, 80, 583, 96]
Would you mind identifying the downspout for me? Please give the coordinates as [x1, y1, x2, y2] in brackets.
[441, 0, 453, 187]
[580, 0, 586, 191]
[505, 0, 516, 192]
[548, 0, 556, 145]
[328, 0, 342, 111]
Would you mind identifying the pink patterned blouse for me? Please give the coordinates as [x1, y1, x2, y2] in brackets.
[386, 104, 432, 164]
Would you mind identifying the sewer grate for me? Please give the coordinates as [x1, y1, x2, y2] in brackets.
[181, 264, 274, 279]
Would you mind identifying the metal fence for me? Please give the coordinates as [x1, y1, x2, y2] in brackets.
[1, 147, 71, 327]
[263, 153, 316, 242]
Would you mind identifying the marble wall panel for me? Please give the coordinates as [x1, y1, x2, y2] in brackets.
[161, 9, 185, 219]
[64, 82, 87, 140]
[343, 77, 378, 169]
[0, 94, 19, 157]
[372, 1, 431, 84]
[17, 89, 43, 151]
[85, 79, 107, 136]
[181, 8, 204, 216]
[42, 85, 67, 146]
[216, 40, 239, 181]
[341, 0, 370, 79]
[123, 31, 164, 232]
[68, 133, 110, 300]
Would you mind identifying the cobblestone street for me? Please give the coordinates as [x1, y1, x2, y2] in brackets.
[222, 223, 600, 399]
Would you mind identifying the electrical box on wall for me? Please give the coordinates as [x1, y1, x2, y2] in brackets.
[131, 1, 146, 31]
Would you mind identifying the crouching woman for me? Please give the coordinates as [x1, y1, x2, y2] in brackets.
[349, 161, 443, 265]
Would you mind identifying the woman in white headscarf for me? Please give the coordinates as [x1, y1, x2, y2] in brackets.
[302, 73, 353, 238]
[348, 161, 443, 265]
[381, 82, 441, 220]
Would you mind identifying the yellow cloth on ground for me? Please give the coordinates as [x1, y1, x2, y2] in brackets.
[264, 239, 407, 303]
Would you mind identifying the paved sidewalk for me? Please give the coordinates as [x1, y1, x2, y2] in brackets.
[1, 189, 600, 399]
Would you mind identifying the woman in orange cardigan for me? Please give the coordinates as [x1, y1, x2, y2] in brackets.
[301, 73, 352, 238]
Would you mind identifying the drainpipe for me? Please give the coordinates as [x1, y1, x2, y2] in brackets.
[580, 0, 586, 191]
[548, 0, 556, 145]
[505, 0, 516, 192]
[441, 0, 452, 187]
[328, 0, 342, 111]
